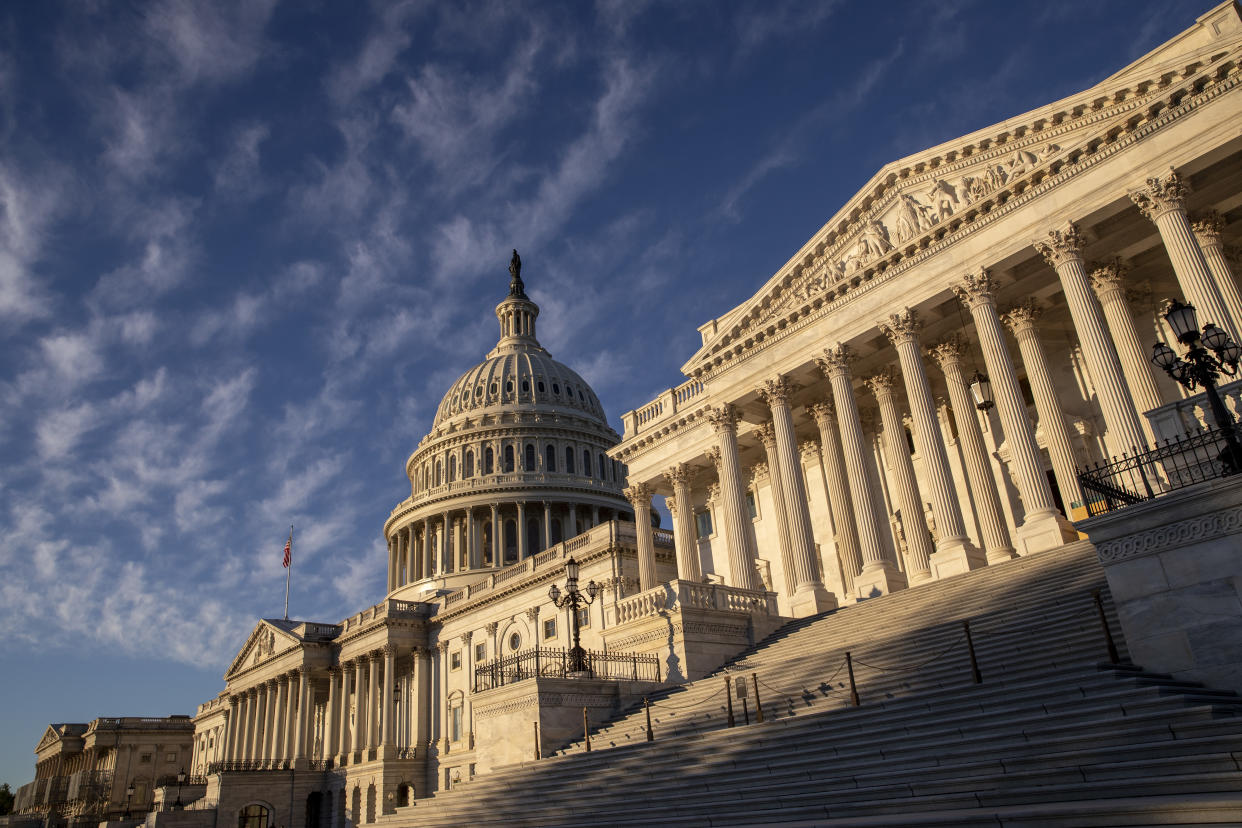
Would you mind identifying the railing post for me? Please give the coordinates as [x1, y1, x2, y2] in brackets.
[752, 673, 764, 723]
[724, 675, 735, 727]
[632, 654, 638, 681]
[1092, 589, 1121, 664]
[533, 722, 540, 760]
[845, 652, 860, 706]
[644, 698, 654, 742]
[583, 708, 591, 752]
[963, 619, 982, 684]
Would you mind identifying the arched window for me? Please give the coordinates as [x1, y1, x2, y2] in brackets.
[598, 453, 607, 480]
[545, 444, 556, 472]
[239, 804, 269, 828]
[449, 455, 457, 482]
[584, 449, 592, 477]
[465, 450, 474, 478]
[504, 445, 514, 473]
[525, 443, 536, 471]
[537, 380, 545, 393]
[396, 784, 411, 808]
[552, 382, 560, 395]
[551, 518, 563, 545]
[504, 519, 518, 562]
[484, 447, 494, 475]
[435, 461, 442, 487]
[565, 447, 575, 474]
[522, 379, 530, 393]
[527, 518, 541, 554]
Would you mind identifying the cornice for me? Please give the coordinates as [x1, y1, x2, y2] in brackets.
[385, 477, 630, 534]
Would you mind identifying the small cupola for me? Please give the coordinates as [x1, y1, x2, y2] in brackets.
[493, 249, 542, 352]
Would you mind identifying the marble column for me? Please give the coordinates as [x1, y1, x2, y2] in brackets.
[624, 483, 658, 590]
[516, 503, 527, 559]
[953, 269, 1078, 553]
[280, 676, 295, 762]
[568, 504, 578, 537]
[387, 538, 396, 591]
[705, 405, 761, 591]
[927, 335, 1017, 564]
[1192, 211, 1242, 344]
[411, 648, 428, 752]
[353, 659, 366, 758]
[753, 423, 795, 596]
[367, 652, 380, 751]
[1036, 222, 1148, 458]
[323, 667, 339, 760]
[255, 685, 270, 762]
[1131, 171, 1238, 340]
[880, 309, 983, 577]
[267, 680, 284, 762]
[406, 525, 416, 584]
[292, 669, 309, 762]
[422, 521, 432, 580]
[224, 697, 238, 762]
[663, 464, 702, 581]
[381, 646, 395, 751]
[815, 347, 906, 596]
[1001, 300, 1086, 510]
[243, 689, 258, 761]
[543, 501, 552, 550]
[490, 504, 499, 565]
[1088, 260, 1163, 439]
[864, 372, 934, 583]
[338, 663, 352, 761]
[758, 376, 836, 613]
[806, 401, 863, 587]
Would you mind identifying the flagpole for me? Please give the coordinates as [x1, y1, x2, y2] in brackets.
[284, 524, 293, 621]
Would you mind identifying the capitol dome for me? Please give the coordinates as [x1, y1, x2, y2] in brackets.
[382, 251, 633, 597]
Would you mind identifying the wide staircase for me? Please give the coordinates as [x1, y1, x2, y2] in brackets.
[389, 542, 1242, 826]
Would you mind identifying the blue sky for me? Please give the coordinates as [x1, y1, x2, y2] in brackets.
[0, 0, 1206, 788]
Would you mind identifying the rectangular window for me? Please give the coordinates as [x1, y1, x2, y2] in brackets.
[474, 642, 485, 662]
[450, 651, 462, 671]
[543, 618, 556, 639]
[450, 705, 463, 742]
[575, 607, 590, 629]
[139, 753, 152, 764]
[746, 491, 757, 519]
[165, 751, 176, 763]
[695, 510, 713, 539]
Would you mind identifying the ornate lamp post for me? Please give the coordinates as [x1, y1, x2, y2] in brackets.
[173, 768, 186, 809]
[969, 371, 995, 411]
[123, 784, 135, 819]
[547, 557, 601, 674]
[1150, 298, 1242, 471]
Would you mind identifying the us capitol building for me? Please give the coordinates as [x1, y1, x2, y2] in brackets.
[11, 3, 1242, 826]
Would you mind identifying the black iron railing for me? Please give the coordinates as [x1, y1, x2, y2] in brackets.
[1077, 426, 1237, 517]
[155, 774, 207, 788]
[474, 646, 660, 692]
[206, 759, 332, 774]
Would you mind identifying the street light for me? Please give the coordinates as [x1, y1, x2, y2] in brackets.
[968, 371, 995, 411]
[124, 784, 135, 819]
[174, 768, 186, 810]
[547, 557, 601, 674]
[1150, 298, 1242, 471]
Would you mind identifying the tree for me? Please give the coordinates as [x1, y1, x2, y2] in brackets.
[0, 782, 15, 815]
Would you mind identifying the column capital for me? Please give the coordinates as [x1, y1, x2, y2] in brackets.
[663, 462, 693, 488]
[525, 605, 540, 622]
[458, 632, 472, 646]
[705, 481, 721, 504]
[1001, 299, 1043, 337]
[664, 496, 678, 517]
[327, 665, 341, 677]
[879, 308, 921, 347]
[706, 404, 737, 433]
[705, 446, 723, 469]
[623, 482, 653, 508]
[814, 344, 854, 379]
[863, 371, 897, 401]
[927, 333, 966, 369]
[382, 644, 397, 657]
[1088, 258, 1129, 300]
[1034, 221, 1085, 269]
[952, 268, 997, 309]
[1191, 210, 1225, 246]
[799, 439, 821, 460]
[1129, 169, 1186, 220]
[806, 401, 836, 427]
[754, 421, 778, 447]
[757, 376, 794, 407]
[749, 461, 769, 485]
[436, 640, 450, 654]
[484, 621, 499, 634]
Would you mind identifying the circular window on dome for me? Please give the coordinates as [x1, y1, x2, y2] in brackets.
[522, 380, 530, 393]
[506, 381, 513, 393]
[552, 383, 560, 394]
[537, 381, 545, 393]
[508, 632, 521, 652]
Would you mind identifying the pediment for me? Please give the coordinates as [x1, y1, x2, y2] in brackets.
[683, 4, 1242, 375]
[224, 620, 302, 681]
[36, 724, 63, 751]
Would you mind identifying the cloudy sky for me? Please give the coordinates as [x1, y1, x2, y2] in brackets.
[0, 0, 1204, 787]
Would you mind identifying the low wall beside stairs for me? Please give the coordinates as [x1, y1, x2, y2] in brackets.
[1076, 474, 1242, 693]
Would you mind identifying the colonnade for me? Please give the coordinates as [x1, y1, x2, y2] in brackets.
[411, 435, 623, 496]
[620, 171, 1240, 608]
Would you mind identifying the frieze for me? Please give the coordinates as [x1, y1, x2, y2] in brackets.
[1095, 505, 1242, 563]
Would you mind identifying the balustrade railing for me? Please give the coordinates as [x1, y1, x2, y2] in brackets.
[474, 646, 660, 692]
[614, 580, 778, 624]
[623, 378, 708, 437]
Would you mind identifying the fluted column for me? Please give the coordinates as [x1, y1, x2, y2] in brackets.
[705, 405, 761, 591]
[1131, 171, 1238, 340]
[412, 647, 428, 752]
[815, 347, 906, 597]
[1088, 260, 1162, 438]
[421, 520, 432, 579]
[224, 697, 238, 762]
[954, 269, 1077, 553]
[243, 689, 258, 761]
[759, 377, 836, 614]
[1192, 212, 1242, 344]
[381, 646, 396, 750]
[292, 668, 309, 762]
[881, 309, 983, 577]
[806, 402, 863, 588]
[489, 504, 499, 565]
[338, 662, 352, 761]
[324, 667, 339, 760]
[753, 423, 795, 595]
[281, 675, 296, 762]
[352, 659, 366, 757]
[267, 680, 284, 762]
[516, 503, 526, 559]
[367, 652, 380, 751]
[928, 335, 1017, 564]
[387, 538, 396, 590]
[405, 525, 416, 584]
[663, 464, 702, 581]
[864, 372, 933, 583]
[1036, 223, 1148, 458]
[624, 483, 658, 590]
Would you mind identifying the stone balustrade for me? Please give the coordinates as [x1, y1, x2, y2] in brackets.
[621, 378, 707, 439]
[613, 579, 779, 625]
[1145, 377, 1242, 443]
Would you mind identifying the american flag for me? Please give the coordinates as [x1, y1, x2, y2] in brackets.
[282, 534, 292, 568]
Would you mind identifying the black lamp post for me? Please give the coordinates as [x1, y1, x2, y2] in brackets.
[547, 557, 601, 674]
[123, 784, 135, 819]
[173, 768, 186, 809]
[1150, 298, 1242, 471]
[969, 371, 995, 412]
